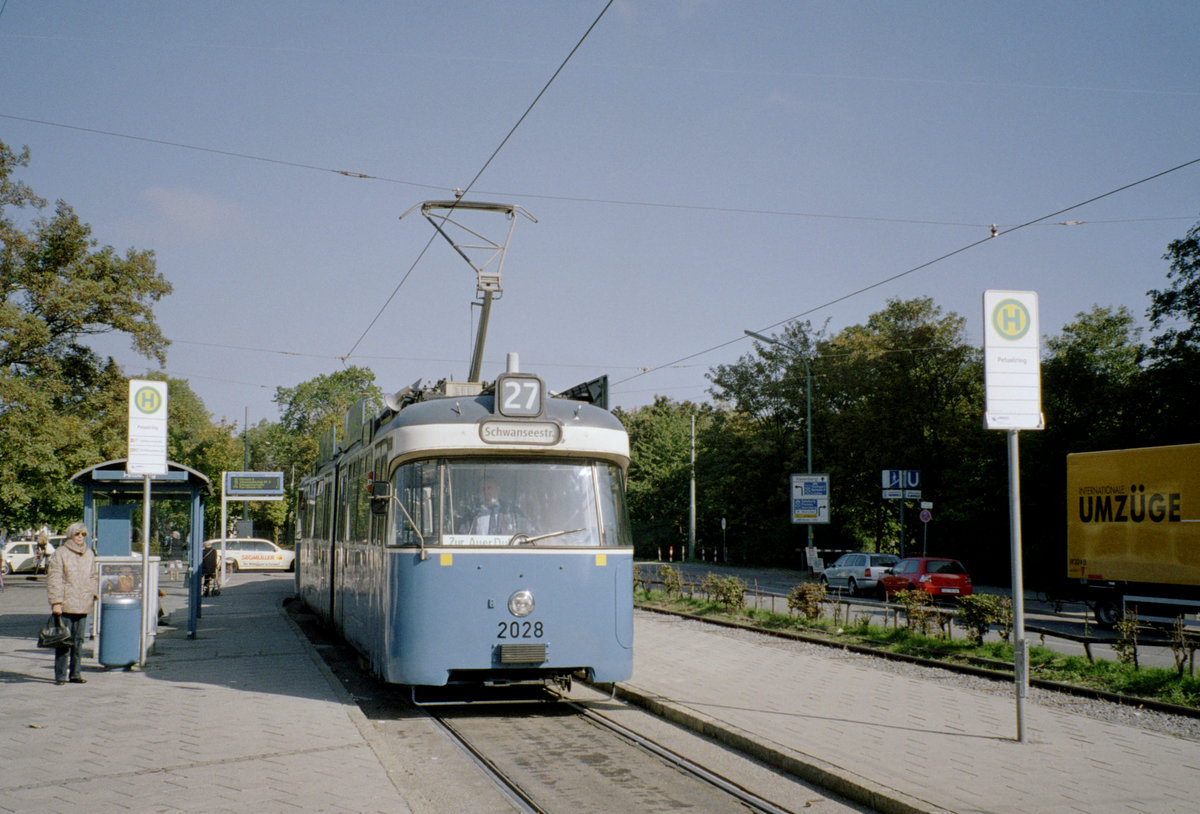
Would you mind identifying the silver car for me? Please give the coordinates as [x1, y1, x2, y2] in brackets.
[819, 552, 899, 596]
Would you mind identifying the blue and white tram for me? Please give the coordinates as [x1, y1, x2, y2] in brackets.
[295, 363, 634, 690]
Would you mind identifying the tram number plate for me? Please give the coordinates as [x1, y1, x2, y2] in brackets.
[497, 621, 544, 639]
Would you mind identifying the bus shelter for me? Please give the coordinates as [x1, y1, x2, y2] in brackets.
[70, 459, 212, 640]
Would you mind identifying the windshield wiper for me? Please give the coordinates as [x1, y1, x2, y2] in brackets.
[509, 528, 586, 546]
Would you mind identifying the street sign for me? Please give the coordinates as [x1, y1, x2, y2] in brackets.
[790, 473, 830, 524]
[881, 469, 921, 490]
[882, 489, 902, 499]
[127, 379, 168, 475]
[983, 290, 1044, 430]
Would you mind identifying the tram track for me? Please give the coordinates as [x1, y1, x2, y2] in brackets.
[425, 694, 811, 814]
[286, 598, 864, 813]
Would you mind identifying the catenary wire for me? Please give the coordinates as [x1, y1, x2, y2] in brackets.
[611, 155, 1200, 390]
[1, 110, 1193, 231]
[4, 113, 1190, 233]
[339, 0, 614, 360]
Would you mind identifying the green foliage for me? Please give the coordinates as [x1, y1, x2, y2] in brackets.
[894, 589, 935, 635]
[700, 572, 746, 611]
[616, 398, 715, 557]
[659, 563, 684, 597]
[787, 582, 825, 620]
[1168, 617, 1200, 678]
[1149, 221, 1200, 360]
[955, 593, 1013, 646]
[0, 141, 172, 530]
[633, 589, 1200, 708]
[274, 366, 381, 480]
[1113, 610, 1140, 668]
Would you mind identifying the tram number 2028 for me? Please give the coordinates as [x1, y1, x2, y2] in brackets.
[497, 620, 544, 639]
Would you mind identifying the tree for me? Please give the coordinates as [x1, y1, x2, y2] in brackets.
[1040, 305, 1144, 450]
[616, 398, 703, 557]
[705, 299, 995, 570]
[1142, 219, 1200, 441]
[707, 321, 824, 564]
[273, 366, 381, 484]
[1148, 221, 1200, 360]
[0, 141, 173, 530]
[817, 298, 992, 564]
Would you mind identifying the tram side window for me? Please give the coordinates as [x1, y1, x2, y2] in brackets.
[354, 464, 372, 543]
[391, 460, 439, 546]
[597, 463, 633, 548]
[316, 482, 331, 541]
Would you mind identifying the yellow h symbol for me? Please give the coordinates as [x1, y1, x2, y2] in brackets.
[992, 299, 1030, 341]
[135, 386, 162, 414]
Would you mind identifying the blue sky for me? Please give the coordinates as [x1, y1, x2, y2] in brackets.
[3, 1, 1198, 427]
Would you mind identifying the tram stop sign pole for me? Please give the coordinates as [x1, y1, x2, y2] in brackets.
[983, 290, 1044, 743]
[127, 379, 169, 668]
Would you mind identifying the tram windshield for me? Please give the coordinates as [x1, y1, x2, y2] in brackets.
[390, 457, 631, 548]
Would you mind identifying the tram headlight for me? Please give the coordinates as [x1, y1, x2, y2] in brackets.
[507, 589, 535, 617]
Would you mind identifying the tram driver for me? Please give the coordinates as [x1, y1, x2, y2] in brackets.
[469, 477, 529, 535]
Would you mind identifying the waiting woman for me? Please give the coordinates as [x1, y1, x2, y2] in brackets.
[46, 522, 98, 685]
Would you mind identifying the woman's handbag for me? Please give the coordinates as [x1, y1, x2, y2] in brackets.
[37, 614, 72, 648]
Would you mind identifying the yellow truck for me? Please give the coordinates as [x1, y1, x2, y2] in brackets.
[1067, 443, 1200, 626]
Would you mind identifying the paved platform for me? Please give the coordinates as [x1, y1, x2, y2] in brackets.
[3, 568, 1199, 813]
[623, 612, 1200, 814]
[0, 571, 418, 813]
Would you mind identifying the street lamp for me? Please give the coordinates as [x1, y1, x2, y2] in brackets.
[744, 330, 813, 549]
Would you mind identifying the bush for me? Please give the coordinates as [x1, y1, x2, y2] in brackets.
[659, 563, 684, 597]
[788, 582, 826, 620]
[701, 573, 747, 612]
[956, 594, 1013, 646]
[895, 589, 934, 635]
[1113, 610, 1140, 668]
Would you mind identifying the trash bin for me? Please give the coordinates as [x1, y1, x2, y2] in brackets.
[99, 596, 141, 667]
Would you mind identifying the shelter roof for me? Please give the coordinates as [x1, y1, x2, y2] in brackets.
[69, 459, 213, 497]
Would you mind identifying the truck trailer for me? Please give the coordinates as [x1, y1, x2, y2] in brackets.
[1067, 442, 1200, 626]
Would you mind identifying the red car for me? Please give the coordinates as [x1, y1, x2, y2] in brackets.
[877, 557, 973, 601]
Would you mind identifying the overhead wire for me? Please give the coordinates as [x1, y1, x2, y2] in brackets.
[2, 110, 1194, 231]
[339, 0, 614, 360]
[611, 155, 1200, 390]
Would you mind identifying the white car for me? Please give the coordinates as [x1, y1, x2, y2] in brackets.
[1, 537, 57, 575]
[205, 538, 296, 572]
[819, 552, 900, 596]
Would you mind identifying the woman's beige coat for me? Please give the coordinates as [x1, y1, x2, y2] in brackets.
[47, 536, 98, 614]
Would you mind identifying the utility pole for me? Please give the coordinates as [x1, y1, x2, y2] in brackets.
[745, 329, 814, 550]
[688, 412, 696, 560]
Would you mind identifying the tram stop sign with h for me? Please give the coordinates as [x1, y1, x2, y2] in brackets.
[127, 379, 168, 475]
[983, 290, 1043, 431]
